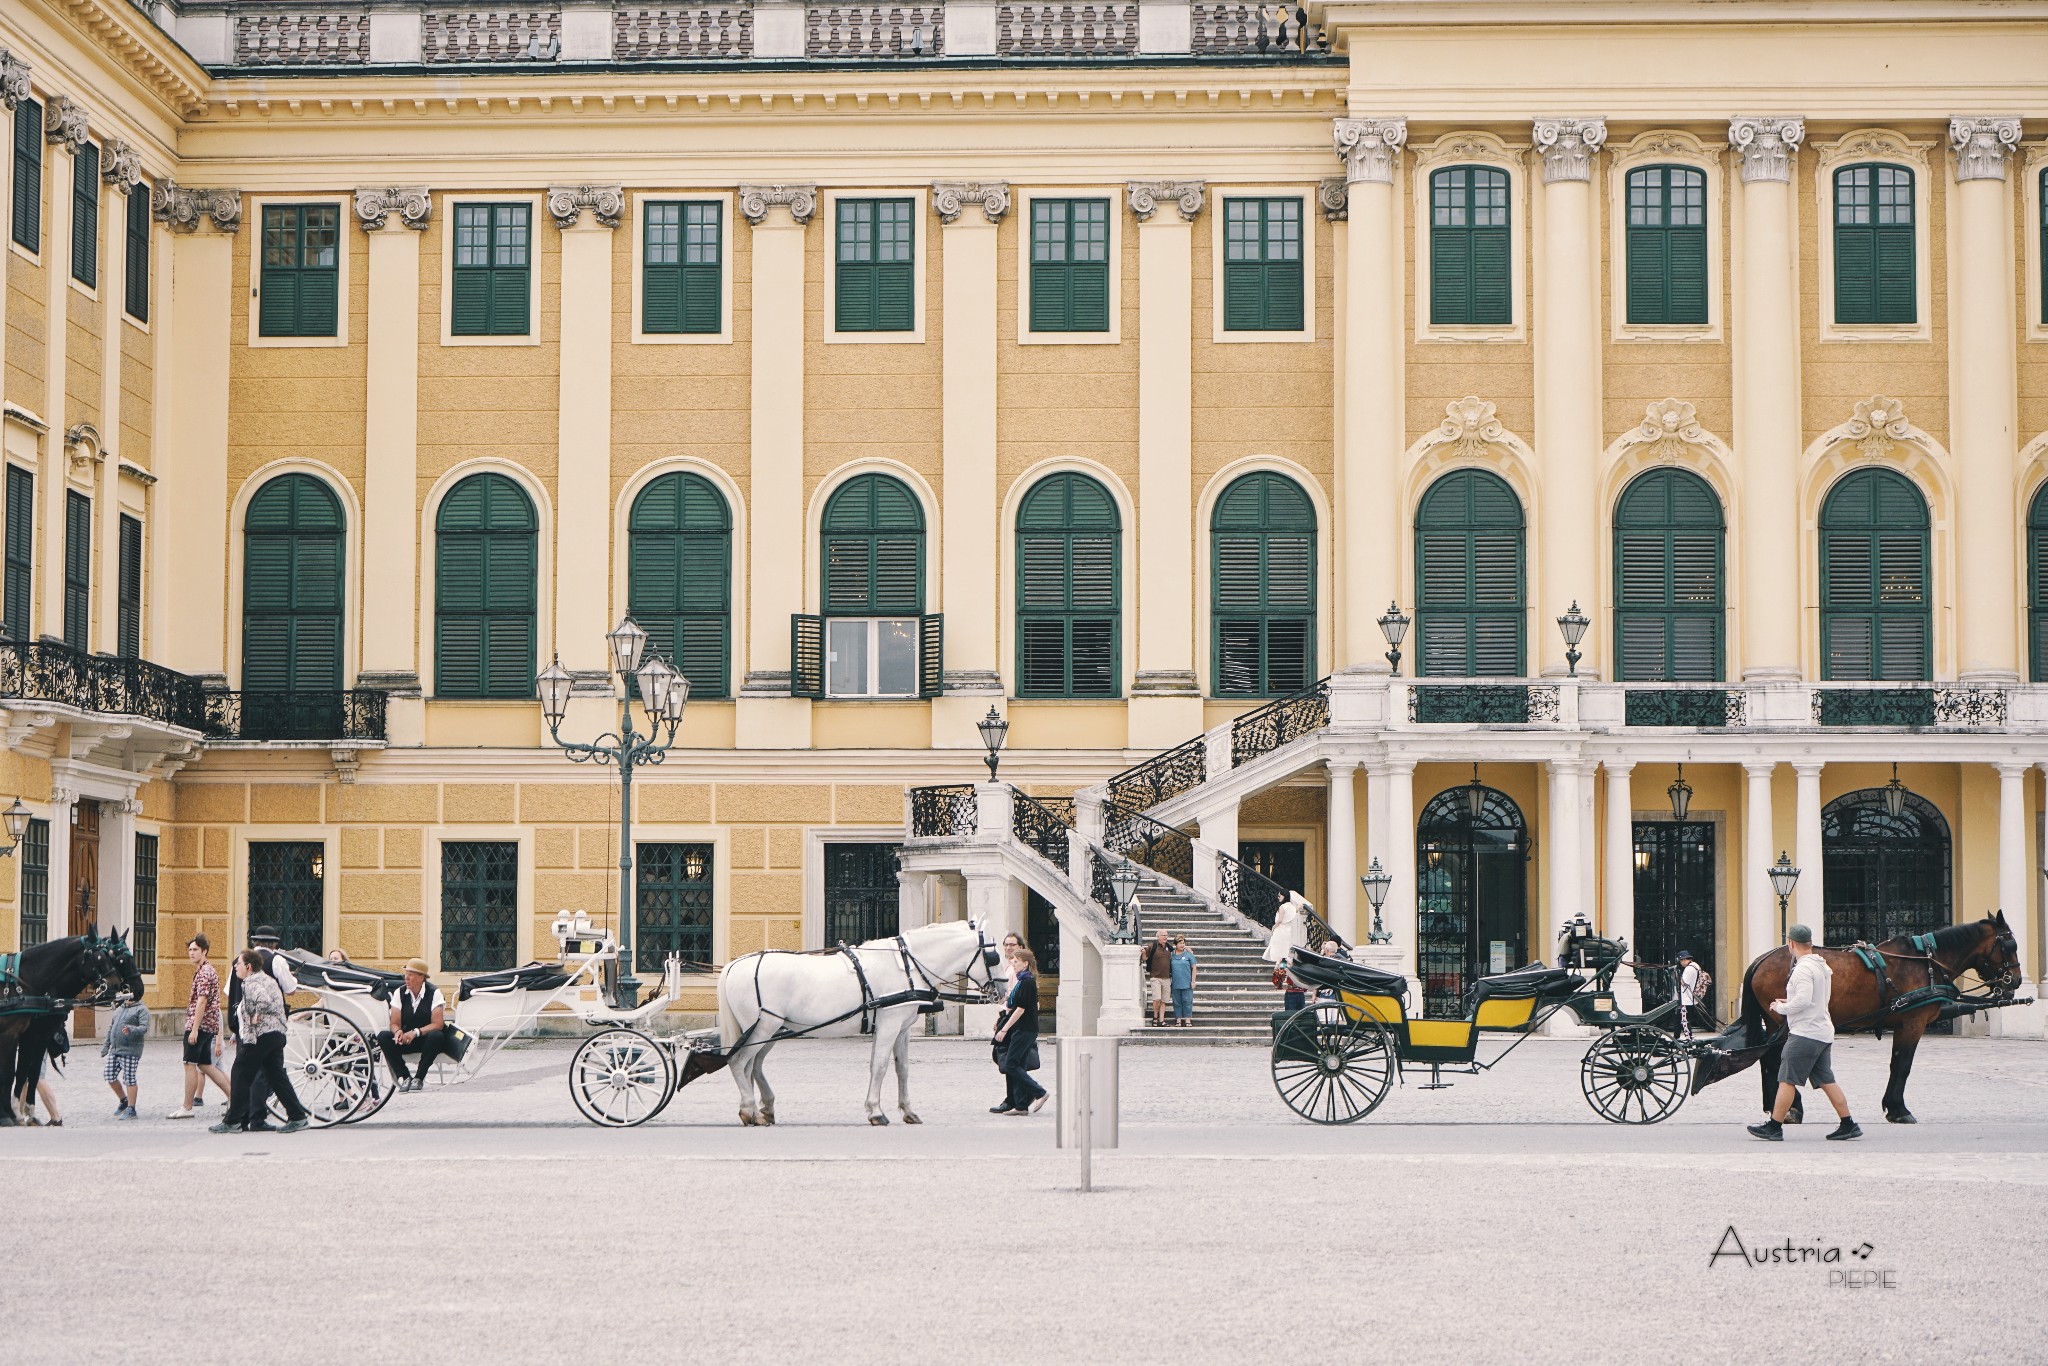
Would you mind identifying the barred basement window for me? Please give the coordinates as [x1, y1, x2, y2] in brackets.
[835, 198, 915, 332]
[3, 464, 32, 641]
[1833, 164, 1915, 326]
[71, 140, 98, 288]
[259, 204, 341, 337]
[1015, 472, 1120, 698]
[1613, 468, 1724, 681]
[635, 842, 713, 973]
[1624, 165, 1707, 325]
[19, 817, 50, 948]
[1029, 198, 1110, 333]
[1819, 468, 1930, 681]
[643, 200, 721, 334]
[1221, 197, 1303, 332]
[628, 472, 732, 698]
[11, 97, 41, 254]
[441, 840, 519, 972]
[133, 833, 159, 975]
[451, 202, 531, 337]
[244, 474, 344, 694]
[1211, 472, 1316, 697]
[435, 473, 538, 699]
[1430, 166, 1510, 326]
[1415, 469, 1524, 677]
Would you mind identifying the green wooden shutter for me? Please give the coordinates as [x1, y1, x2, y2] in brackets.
[1211, 473, 1317, 697]
[628, 471, 731, 698]
[1431, 168, 1510, 327]
[1819, 468, 1929, 681]
[259, 205, 339, 338]
[2032, 483, 2048, 681]
[790, 614, 824, 698]
[11, 98, 40, 254]
[1613, 468, 1724, 681]
[820, 473, 925, 616]
[117, 513, 142, 658]
[1835, 165, 1915, 326]
[244, 474, 345, 695]
[681, 201, 721, 333]
[1625, 167, 1707, 326]
[1223, 198, 1305, 332]
[62, 490, 90, 650]
[1029, 199, 1110, 334]
[3, 464, 30, 640]
[124, 182, 150, 322]
[452, 203, 530, 337]
[1415, 469, 1526, 677]
[436, 472, 537, 697]
[71, 141, 98, 288]
[1015, 472, 1120, 697]
[642, 201, 682, 333]
[919, 613, 944, 699]
[836, 199, 915, 334]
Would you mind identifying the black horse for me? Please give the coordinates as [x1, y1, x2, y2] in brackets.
[1, 932, 147, 1126]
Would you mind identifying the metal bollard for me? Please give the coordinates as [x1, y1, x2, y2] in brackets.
[1079, 1054, 1092, 1193]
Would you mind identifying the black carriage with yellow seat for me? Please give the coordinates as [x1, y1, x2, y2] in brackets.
[1270, 918, 1695, 1126]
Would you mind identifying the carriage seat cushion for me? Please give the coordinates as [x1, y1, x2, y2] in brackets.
[457, 963, 573, 1002]
[281, 950, 402, 996]
[1471, 963, 1582, 1004]
[1290, 948, 1407, 1000]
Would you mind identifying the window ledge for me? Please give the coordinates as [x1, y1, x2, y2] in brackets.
[1819, 322, 1931, 344]
[249, 332, 348, 349]
[1418, 324, 1524, 344]
[437, 334, 539, 348]
[1613, 324, 1721, 344]
[8, 241, 41, 268]
[1211, 329, 1315, 345]
[68, 277, 99, 303]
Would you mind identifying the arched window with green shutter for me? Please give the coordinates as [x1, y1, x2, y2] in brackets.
[1211, 472, 1316, 698]
[1415, 469, 1524, 677]
[1819, 468, 1930, 681]
[1016, 473, 1120, 698]
[1624, 165, 1707, 325]
[243, 474, 344, 695]
[1429, 166, 1511, 327]
[435, 472, 538, 698]
[2027, 483, 2048, 681]
[629, 472, 731, 699]
[811, 473, 929, 698]
[1833, 164, 1915, 326]
[1613, 468, 1724, 681]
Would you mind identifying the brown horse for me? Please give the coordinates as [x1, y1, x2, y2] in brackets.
[1693, 912, 2021, 1124]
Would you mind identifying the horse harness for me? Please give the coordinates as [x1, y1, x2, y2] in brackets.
[1832, 933, 2006, 1034]
[736, 929, 1002, 1050]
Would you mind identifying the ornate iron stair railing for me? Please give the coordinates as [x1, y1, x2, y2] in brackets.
[908, 783, 978, 837]
[1214, 848, 1288, 930]
[1229, 676, 1330, 768]
[1105, 733, 1207, 818]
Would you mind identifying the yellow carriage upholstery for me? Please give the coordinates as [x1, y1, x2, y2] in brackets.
[1403, 1019, 1477, 1051]
[1340, 990, 1405, 1025]
[1473, 994, 1539, 1030]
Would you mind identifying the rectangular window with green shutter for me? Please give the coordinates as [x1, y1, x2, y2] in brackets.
[63, 490, 90, 650]
[1222, 197, 1304, 332]
[451, 202, 532, 337]
[1833, 164, 1915, 326]
[835, 198, 915, 333]
[125, 183, 150, 322]
[118, 513, 142, 659]
[11, 97, 41, 255]
[643, 200, 722, 335]
[1430, 167, 1511, 326]
[71, 140, 98, 288]
[1029, 198, 1110, 334]
[3, 464, 30, 641]
[259, 204, 340, 338]
[1624, 166, 1707, 326]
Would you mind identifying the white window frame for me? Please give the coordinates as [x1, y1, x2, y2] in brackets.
[1812, 130, 1933, 344]
[247, 194, 351, 349]
[1411, 133, 1527, 344]
[823, 615, 921, 698]
[1017, 188, 1123, 346]
[2024, 145, 2048, 344]
[1209, 187, 1317, 345]
[629, 190, 733, 346]
[438, 192, 543, 348]
[823, 187, 928, 345]
[1606, 132, 1724, 343]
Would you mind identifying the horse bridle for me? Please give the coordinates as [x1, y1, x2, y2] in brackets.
[1883, 924, 2022, 1004]
[72, 935, 139, 1009]
[903, 925, 1005, 1007]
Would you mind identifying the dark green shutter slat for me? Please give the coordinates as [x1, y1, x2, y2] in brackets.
[451, 204, 529, 337]
[628, 471, 731, 698]
[875, 263, 913, 331]
[1030, 258, 1069, 332]
[437, 472, 537, 697]
[1014, 473, 1120, 698]
[450, 270, 490, 335]
[1263, 261, 1304, 330]
[820, 474, 925, 617]
[680, 264, 720, 333]
[489, 265, 528, 335]
[2031, 486, 2048, 681]
[1819, 468, 1928, 680]
[125, 186, 150, 322]
[4, 465, 32, 639]
[12, 98, 41, 254]
[835, 199, 916, 334]
[1070, 261, 1109, 331]
[1431, 227, 1469, 326]
[1668, 226, 1708, 322]
[1210, 472, 1316, 697]
[790, 614, 824, 698]
[1415, 469, 1525, 678]
[645, 266, 682, 333]
[63, 491, 90, 650]
[1874, 227, 1915, 324]
[71, 141, 97, 288]
[919, 614, 944, 698]
[837, 261, 873, 331]
[260, 269, 302, 337]
[118, 514, 142, 658]
[1431, 168, 1510, 327]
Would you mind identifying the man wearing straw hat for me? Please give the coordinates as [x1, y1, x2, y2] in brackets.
[377, 960, 452, 1093]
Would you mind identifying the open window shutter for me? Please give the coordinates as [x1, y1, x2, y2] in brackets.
[919, 613, 944, 698]
[1874, 226, 1915, 324]
[11, 99, 40, 252]
[790, 614, 824, 698]
[72, 142, 97, 287]
[1834, 224, 1875, 325]
[1430, 225, 1469, 325]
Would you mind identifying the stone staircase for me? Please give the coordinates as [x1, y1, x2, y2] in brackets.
[1124, 876, 1281, 1044]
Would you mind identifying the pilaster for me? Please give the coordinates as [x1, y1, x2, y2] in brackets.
[1743, 761, 1777, 961]
[38, 103, 84, 641]
[1792, 761, 1825, 945]
[1325, 760, 1359, 943]
[96, 146, 142, 660]
[1381, 759, 1417, 997]
[1991, 763, 2038, 1037]
[1544, 758, 1587, 945]
[0, 52, 22, 432]
[1601, 762, 1639, 1012]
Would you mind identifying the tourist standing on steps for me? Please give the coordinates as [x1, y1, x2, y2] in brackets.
[1748, 925, 1861, 1142]
[1170, 935, 1198, 1027]
[1143, 926, 1175, 1027]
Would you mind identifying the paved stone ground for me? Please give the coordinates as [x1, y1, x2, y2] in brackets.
[5, 1032, 2044, 1365]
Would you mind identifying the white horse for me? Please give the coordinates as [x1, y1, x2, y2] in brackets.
[715, 919, 1004, 1127]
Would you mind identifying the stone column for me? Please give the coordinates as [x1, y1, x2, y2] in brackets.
[1793, 761, 1826, 944]
[96, 143, 142, 656]
[1531, 119, 1605, 677]
[354, 188, 430, 726]
[1949, 119, 2024, 684]
[1126, 181, 1204, 748]
[1383, 758, 1417, 996]
[1602, 761, 1639, 1012]
[932, 182, 1008, 747]
[1544, 758, 1585, 946]
[97, 795, 141, 940]
[47, 785, 75, 936]
[1729, 117, 1805, 680]
[1743, 761, 1777, 959]
[153, 181, 242, 683]
[1332, 119, 1407, 666]
[1326, 760, 1359, 943]
[1992, 763, 2038, 1037]
[38, 99, 85, 640]
[736, 185, 817, 749]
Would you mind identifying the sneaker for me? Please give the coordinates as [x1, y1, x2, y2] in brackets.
[166, 1108, 194, 1120]
[989, 1104, 1015, 1114]
[1826, 1119, 1863, 1141]
[1028, 1094, 1048, 1115]
[1747, 1119, 1784, 1141]
[116, 1107, 138, 1121]
[1004, 1106, 1033, 1116]
[246, 1122, 278, 1133]
[278, 1118, 310, 1134]
[207, 1121, 244, 1134]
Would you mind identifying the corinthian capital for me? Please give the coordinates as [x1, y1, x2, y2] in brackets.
[1728, 117, 1805, 184]
[152, 180, 242, 234]
[1333, 117, 1408, 185]
[0, 50, 31, 110]
[1126, 181, 1205, 223]
[44, 95, 90, 154]
[547, 185, 624, 231]
[931, 181, 1011, 225]
[739, 184, 818, 226]
[354, 186, 431, 232]
[1949, 117, 2022, 182]
[100, 138, 143, 191]
[1531, 117, 1607, 184]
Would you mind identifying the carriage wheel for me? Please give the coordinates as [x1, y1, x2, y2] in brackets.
[1270, 1002, 1395, 1125]
[341, 1058, 398, 1124]
[267, 1008, 376, 1129]
[1581, 1026, 1690, 1125]
[570, 1029, 675, 1128]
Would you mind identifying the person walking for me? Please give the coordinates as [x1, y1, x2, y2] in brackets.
[1142, 926, 1174, 1027]
[990, 945, 1047, 1116]
[1748, 925, 1860, 1142]
[169, 935, 231, 1119]
[213, 951, 309, 1135]
[225, 926, 299, 1119]
[1673, 949, 1711, 1042]
[1170, 935, 1198, 1027]
[101, 992, 152, 1120]
[16, 1022, 68, 1126]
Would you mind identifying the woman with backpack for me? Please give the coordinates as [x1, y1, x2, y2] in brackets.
[1675, 949, 1711, 1041]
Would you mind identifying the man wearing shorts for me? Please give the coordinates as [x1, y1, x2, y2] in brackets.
[168, 935, 231, 1119]
[1748, 924, 1861, 1141]
[1142, 925, 1174, 1027]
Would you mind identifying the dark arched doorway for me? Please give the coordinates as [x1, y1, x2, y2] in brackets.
[1416, 784, 1529, 1017]
[1822, 789, 1951, 946]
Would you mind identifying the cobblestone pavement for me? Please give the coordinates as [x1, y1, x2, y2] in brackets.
[5, 1033, 2043, 1365]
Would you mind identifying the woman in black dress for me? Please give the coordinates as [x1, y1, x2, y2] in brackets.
[991, 942, 1047, 1115]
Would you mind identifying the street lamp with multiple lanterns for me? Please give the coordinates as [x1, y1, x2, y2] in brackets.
[536, 617, 689, 1010]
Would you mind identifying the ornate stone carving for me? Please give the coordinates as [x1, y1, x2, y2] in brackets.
[1531, 117, 1606, 184]
[353, 186, 431, 232]
[64, 423, 103, 473]
[0, 50, 32, 111]
[1949, 117, 2022, 182]
[1317, 178, 1348, 223]
[1333, 117, 1407, 185]
[152, 180, 242, 234]
[99, 138, 142, 191]
[44, 95, 90, 154]
[1842, 395, 1913, 461]
[546, 184, 624, 231]
[738, 184, 818, 226]
[1434, 396, 1507, 461]
[1729, 116, 1804, 184]
[1126, 181, 1205, 223]
[1625, 399, 1708, 462]
[931, 181, 1010, 225]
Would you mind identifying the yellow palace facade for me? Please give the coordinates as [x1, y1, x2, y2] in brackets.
[1, 0, 2045, 1034]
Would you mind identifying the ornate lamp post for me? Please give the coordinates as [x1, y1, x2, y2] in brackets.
[1767, 851, 1801, 941]
[977, 706, 1009, 781]
[1556, 600, 1590, 678]
[1377, 602, 1411, 677]
[1667, 764, 1693, 822]
[536, 617, 688, 1010]
[1881, 763, 1909, 820]
[1361, 857, 1393, 945]
[1109, 862, 1142, 943]
[1464, 763, 1487, 822]
[0, 798, 29, 857]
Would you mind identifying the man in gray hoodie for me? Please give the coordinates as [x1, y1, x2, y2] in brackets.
[1748, 924, 1861, 1141]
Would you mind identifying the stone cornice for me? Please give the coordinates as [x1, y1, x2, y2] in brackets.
[931, 181, 1010, 225]
[1729, 116, 1804, 184]
[1949, 116, 2022, 182]
[353, 186, 431, 231]
[1126, 181, 1205, 223]
[1532, 117, 1606, 183]
[1333, 116, 1407, 185]
[152, 179, 242, 233]
[546, 184, 624, 230]
[738, 183, 817, 226]
[49, 0, 211, 118]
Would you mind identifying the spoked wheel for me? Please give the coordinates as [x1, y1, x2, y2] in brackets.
[1270, 1002, 1396, 1125]
[1581, 1026, 1691, 1125]
[267, 1008, 377, 1128]
[343, 1059, 399, 1125]
[570, 1029, 676, 1128]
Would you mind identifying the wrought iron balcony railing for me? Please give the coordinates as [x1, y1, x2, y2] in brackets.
[1104, 809, 1194, 886]
[1105, 734, 1206, 819]
[1215, 848, 1287, 930]
[0, 639, 208, 732]
[1407, 681, 1561, 725]
[1811, 685, 2009, 728]
[1230, 676, 1330, 768]
[908, 783, 978, 837]
[202, 690, 390, 742]
[1623, 687, 1746, 728]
